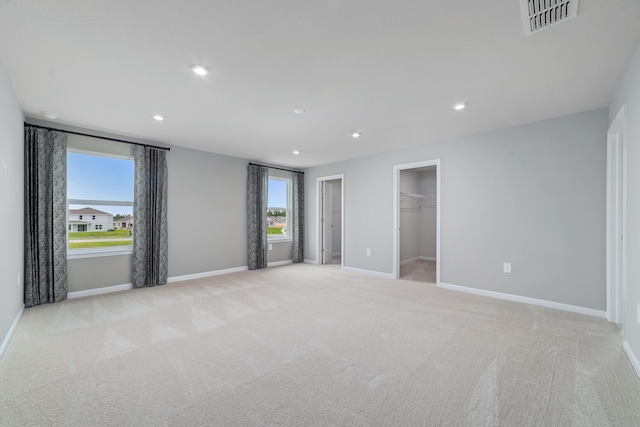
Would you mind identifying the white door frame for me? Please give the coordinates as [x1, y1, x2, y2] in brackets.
[393, 160, 441, 282]
[317, 174, 344, 266]
[606, 106, 627, 326]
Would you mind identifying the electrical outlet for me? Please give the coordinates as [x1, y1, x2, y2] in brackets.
[268, 243, 272, 251]
[17, 273, 21, 288]
[366, 248, 371, 256]
[503, 263, 512, 274]
[637, 304, 640, 325]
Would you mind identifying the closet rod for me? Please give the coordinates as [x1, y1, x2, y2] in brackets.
[249, 162, 304, 174]
[24, 123, 171, 151]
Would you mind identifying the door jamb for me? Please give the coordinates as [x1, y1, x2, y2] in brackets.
[606, 105, 627, 327]
[317, 174, 345, 266]
[393, 160, 441, 282]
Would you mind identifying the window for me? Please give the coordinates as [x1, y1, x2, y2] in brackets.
[267, 177, 291, 240]
[67, 151, 134, 256]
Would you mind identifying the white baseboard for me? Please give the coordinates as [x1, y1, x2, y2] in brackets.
[438, 282, 607, 319]
[332, 252, 342, 257]
[68, 266, 251, 298]
[304, 259, 319, 265]
[342, 266, 395, 280]
[400, 257, 419, 265]
[267, 260, 293, 267]
[419, 256, 436, 261]
[167, 266, 249, 283]
[623, 341, 640, 379]
[0, 305, 25, 360]
[68, 283, 133, 299]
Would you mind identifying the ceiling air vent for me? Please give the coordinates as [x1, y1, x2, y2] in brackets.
[520, 0, 579, 36]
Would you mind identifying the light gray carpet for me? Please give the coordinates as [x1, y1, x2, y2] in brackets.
[1, 264, 639, 426]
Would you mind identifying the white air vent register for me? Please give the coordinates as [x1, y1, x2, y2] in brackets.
[520, 0, 579, 36]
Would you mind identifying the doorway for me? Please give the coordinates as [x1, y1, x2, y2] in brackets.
[317, 175, 344, 266]
[393, 160, 441, 283]
[607, 106, 627, 327]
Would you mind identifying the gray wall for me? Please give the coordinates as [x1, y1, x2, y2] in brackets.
[609, 41, 640, 365]
[418, 169, 437, 259]
[400, 170, 420, 262]
[0, 60, 24, 348]
[305, 108, 608, 310]
[327, 179, 342, 255]
[66, 143, 296, 291]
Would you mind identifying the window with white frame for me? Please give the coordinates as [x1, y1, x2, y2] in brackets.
[67, 150, 134, 255]
[267, 177, 291, 240]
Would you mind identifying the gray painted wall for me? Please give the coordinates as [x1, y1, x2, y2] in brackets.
[0, 60, 24, 348]
[66, 143, 296, 291]
[400, 170, 420, 262]
[609, 41, 640, 365]
[418, 169, 437, 259]
[327, 179, 342, 255]
[305, 108, 608, 310]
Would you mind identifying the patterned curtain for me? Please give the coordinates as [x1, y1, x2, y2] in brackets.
[247, 164, 268, 270]
[291, 172, 304, 263]
[132, 146, 168, 288]
[24, 126, 68, 307]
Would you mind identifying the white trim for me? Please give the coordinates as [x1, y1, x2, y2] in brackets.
[342, 266, 395, 280]
[267, 260, 293, 267]
[68, 283, 133, 299]
[606, 105, 627, 326]
[393, 160, 441, 284]
[332, 252, 341, 257]
[438, 282, 606, 318]
[317, 174, 345, 267]
[0, 305, 24, 360]
[67, 266, 252, 299]
[419, 256, 437, 261]
[623, 341, 640, 379]
[167, 266, 249, 283]
[400, 257, 419, 265]
[68, 248, 133, 259]
[304, 258, 319, 265]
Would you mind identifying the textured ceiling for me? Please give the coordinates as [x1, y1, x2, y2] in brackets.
[1, 0, 639, 168]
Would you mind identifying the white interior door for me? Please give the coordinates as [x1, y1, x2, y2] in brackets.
[322, 181, 333, 264]
[607, 116, 626, 325]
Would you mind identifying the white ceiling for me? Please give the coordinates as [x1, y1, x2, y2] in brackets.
[1, 0, 639, 168]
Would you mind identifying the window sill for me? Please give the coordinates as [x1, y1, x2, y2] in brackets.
[267, 238, 293, 243]
[68, 247, 133, 259]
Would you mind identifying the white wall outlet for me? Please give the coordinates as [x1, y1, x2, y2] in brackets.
[637, 304, 640, 325]
[503, 262, 512, 274]
[17, 273, 21, 288]
[268, 243, 273, 251]
[366, 248, 371, 256]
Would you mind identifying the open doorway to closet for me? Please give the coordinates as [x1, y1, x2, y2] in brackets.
[317, 175, 344, 266]
[393, 160, 440, 284]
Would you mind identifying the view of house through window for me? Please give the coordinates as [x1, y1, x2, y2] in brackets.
[67, 151, 134, 251]
[267, 177, 290, 239]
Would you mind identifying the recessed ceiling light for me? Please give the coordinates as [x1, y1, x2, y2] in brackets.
[293, 108, 305, 114]
[152, 114, 165, 121]
[351, 131, 361, 139]
[292, 150, 300, 155]
[453, 103, 467, 110]
[190, 65, 210, 76]
[41, 111, 58, 120]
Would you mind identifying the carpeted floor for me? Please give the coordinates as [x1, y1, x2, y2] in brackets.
[1, 264, 639, 426]
[400, 259, 436, 283]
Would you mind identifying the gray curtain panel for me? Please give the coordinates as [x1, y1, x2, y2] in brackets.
[24, 126, 68, 307]
[247, 164, 268, 270]
[132, 146, 168, 288]
[291, 172, 304, 263]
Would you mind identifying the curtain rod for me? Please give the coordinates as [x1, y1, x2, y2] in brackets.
[249, 162, 304, 174]
[24, 123, 171, 151]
